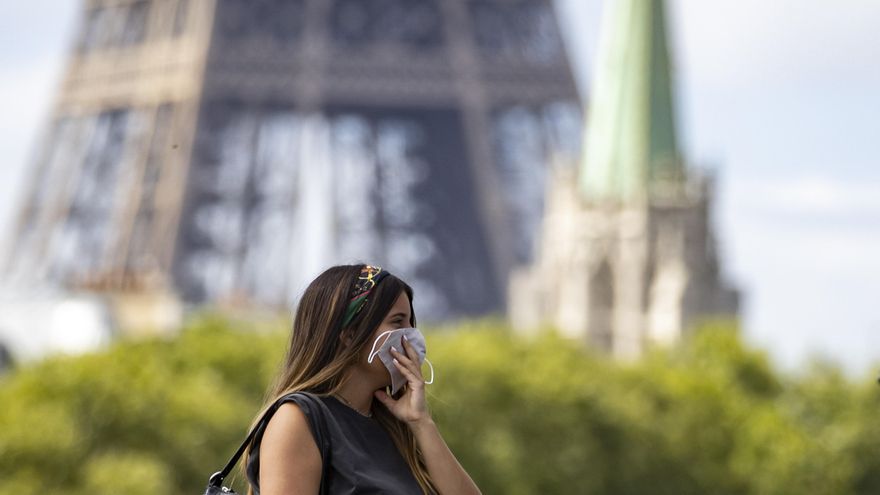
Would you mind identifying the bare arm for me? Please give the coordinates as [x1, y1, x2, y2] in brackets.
[375, 337, 482, 495]
[259, 403, 322, 495]
[409, 418, 482, 495]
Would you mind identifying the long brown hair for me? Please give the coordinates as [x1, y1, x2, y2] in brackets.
[241, 263, 436, 494]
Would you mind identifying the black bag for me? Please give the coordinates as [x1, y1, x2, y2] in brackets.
[203, 391, 330, 495]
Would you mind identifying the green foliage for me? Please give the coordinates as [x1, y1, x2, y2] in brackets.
[425, 318, 879, 495]
[0, 312, 877, 494]
[0, 311, 286, 494]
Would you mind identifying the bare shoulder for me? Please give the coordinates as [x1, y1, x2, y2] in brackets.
[259, 402, 322, 495]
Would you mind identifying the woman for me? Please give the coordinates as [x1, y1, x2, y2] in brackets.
[241, 263, 481, 495]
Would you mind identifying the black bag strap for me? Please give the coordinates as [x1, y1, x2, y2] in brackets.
[208, 391, 329, 489]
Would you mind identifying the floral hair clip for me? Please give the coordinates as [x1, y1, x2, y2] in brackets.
[341, 265, 390, 328]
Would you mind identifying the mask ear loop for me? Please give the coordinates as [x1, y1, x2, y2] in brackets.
[367, 330, 395, 363]
[423, 358, 434, 384]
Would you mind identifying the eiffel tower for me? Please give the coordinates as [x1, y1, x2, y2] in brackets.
[4, 0, 580, 320]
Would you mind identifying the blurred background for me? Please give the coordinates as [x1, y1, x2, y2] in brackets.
[0, 0, 877, 493]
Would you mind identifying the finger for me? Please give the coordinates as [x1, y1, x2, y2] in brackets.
[398, 362, 425, 391]
[392, 357, 417, 379]
[401, 335, 418, 362]
[400, 337, 425, 375]
[390, 347, 422, 378]
[390, 345, 416, 368]
[393, 358, 424, 389]
[374, 389, 395, 405]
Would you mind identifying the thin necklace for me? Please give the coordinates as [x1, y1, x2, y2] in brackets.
[332, 392, 372, 417]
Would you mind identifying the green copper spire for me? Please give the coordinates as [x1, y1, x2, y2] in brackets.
[579, 0, 683, 202]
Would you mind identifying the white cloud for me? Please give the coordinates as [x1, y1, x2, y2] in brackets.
[725, 176, 880, 273]
[0, 60, 62, 144]
[739, 175, 880, 216]
[672, 0, 880, 90]
[565, 0, 880, 92]
[0, 1, 76, 250]
[721, 175, 880, 375]
[0, 59, 65, 252]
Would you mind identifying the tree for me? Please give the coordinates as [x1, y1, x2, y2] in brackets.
[0, 312, 877, 494]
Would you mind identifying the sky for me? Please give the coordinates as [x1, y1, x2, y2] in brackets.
[0, 1, 878, 377]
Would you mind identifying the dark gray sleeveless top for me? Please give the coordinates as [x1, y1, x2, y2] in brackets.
[246, 392, 423, 495]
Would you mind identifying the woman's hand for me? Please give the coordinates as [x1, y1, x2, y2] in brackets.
[375, 336, 483, 494]
[373, 335, 432, 427]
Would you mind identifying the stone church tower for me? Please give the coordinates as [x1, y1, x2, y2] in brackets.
[508, 0, 739, 359]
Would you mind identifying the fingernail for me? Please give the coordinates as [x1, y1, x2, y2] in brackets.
[403, 335, 409, 342]
[391, 346, 398, 353]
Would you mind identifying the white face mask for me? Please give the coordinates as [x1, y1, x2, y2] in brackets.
[367, 327, 434, 395]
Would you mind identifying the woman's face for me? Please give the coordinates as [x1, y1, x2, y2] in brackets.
[361, 291, 413, 386]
